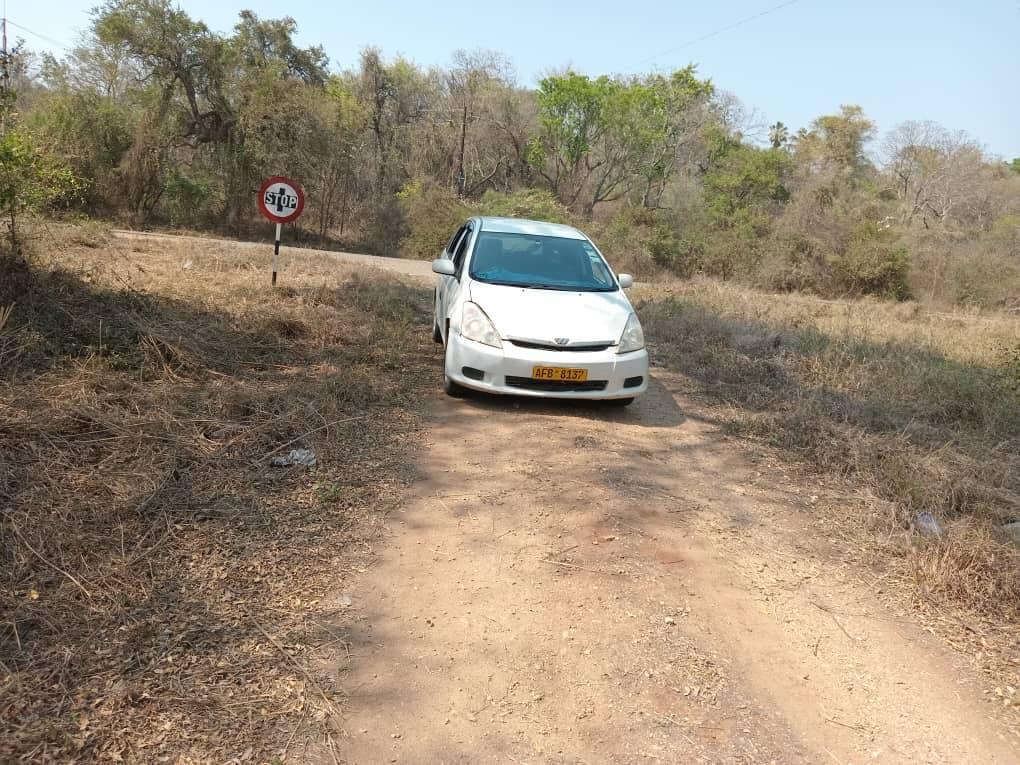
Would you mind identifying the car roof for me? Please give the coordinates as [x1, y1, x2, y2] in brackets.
[476, 216, 587, 240]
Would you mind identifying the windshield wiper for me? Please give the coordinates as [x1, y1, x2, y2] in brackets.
[481, 279, 554, 289]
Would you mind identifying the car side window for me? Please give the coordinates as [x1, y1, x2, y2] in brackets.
[452, 226, 472, 277]
[445, 225, 466, 256]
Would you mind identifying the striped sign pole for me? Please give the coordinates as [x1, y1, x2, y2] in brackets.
[257, 176, 306, 287]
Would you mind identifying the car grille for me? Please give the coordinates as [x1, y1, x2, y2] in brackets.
[505, 376, 608, 392]
[508, 339, 613, 352]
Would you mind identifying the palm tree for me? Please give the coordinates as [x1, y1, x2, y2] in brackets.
[768, 121, 789, 150]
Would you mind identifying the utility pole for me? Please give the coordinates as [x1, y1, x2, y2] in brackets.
[1, 15, 9, 131]
[1, 16, 8, 94]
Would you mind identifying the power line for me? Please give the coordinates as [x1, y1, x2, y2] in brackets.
[5, 18, 74, 50]
[634, 0, 804, 68]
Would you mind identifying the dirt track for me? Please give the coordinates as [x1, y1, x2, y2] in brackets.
[319, 376, 1018, 764]
[113, 231, 1020, 763]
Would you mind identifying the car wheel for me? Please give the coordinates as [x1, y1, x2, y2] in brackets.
[443, 370, 466, 397]
[442, 332, 466, 397]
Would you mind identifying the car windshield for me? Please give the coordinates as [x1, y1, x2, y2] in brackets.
[468, 231, 617, 292]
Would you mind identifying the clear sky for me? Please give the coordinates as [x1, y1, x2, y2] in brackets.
[8, 0, 1019, 159]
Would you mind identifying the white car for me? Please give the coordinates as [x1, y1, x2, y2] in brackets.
[431, 216, 649, 405]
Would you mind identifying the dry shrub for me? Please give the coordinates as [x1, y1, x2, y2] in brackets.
[639, 278, 1020, 620]
[913, 522, 1020, 622]
[0, 229, 436, 761]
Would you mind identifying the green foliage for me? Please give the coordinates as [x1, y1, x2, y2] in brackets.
[1009, 158, 1020, 175]
[163, 169, 216, 226]
[27, 90, 132, 212]
[1006, 344, 1020, 398]
[598, 206, 702, 277]
[0, 129, 81, 246]
[13, 4, 1017, 309]
[396, 181, 470, 259]
[829, 223, 911, 300]
[475, 189, 567, 222]
[532, 67, 713, 214]
[794, 104, 875, 173]
[699, 142, 791, 279]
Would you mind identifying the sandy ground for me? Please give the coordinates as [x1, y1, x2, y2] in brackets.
[111, 231, 1020, 764]
[315, 376, 1018, 765]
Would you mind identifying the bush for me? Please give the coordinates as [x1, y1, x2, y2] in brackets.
[163, 170, 216, 227]
[368, 194, 410, 258]
[947, 251, 1020, 309]
[396, 181, 469, 260]
[475, 188, 568, 223]
[596, 206, 702, 278]
[830, 224, 912, 300]
[984, 213, 1020, 258]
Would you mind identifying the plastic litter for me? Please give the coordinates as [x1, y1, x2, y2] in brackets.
[915, 511, 941, 537]
[271, 448, 317, 467]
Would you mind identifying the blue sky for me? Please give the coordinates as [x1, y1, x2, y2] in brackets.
[9, 0, 1019, 159]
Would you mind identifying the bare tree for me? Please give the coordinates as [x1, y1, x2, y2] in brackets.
[883, 121, 985, 228]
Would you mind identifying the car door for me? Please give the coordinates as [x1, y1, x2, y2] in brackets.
[438, 222, 473, 341]
[435, 224, 465, 333]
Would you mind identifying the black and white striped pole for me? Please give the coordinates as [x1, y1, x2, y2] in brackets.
[257, 176, 306, 287]
[272, 222, 282, 286]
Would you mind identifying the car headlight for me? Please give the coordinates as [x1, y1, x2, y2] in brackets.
[617, 313, 644, 354]
[461, 302, 502, 348]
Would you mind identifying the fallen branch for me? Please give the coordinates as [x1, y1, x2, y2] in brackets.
[539, 558, 610, 575]
[811, 601, 860, 642]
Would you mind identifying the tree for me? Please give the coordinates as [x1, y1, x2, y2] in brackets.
[96, 0, 233, 148]
[530, 68, 711, 217]
[768, 121, 789, 150]
[795, 105, 875, 174]
[0, 129, 79, 251]
[883, 121, 985, 227]
[700, 135, 791, 278]
[445, 50, 513, 197]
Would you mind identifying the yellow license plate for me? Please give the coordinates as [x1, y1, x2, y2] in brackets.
[532, 366, 588, 382]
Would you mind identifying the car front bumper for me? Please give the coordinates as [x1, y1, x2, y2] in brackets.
[445, 333, 649, 400]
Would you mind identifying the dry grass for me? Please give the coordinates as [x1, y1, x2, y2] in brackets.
[0, 222, 437, 762]
[636, 278, 1020, 623]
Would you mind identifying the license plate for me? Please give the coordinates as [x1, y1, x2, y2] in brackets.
[532, 366, 588, 382]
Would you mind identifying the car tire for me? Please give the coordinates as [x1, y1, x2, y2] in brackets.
[442, 331, 466, 397]
[443, 371, 467, 397]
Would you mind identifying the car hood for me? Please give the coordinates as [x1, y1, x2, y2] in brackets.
[469, 280, 633, 345]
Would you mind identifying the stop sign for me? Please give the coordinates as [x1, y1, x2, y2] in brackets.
[258, 176, 305, 224]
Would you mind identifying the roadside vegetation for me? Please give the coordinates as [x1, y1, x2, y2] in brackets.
[639, 281, 1020, 624]
[0, 222, 435, 761]
[10, 0, 1018, 310]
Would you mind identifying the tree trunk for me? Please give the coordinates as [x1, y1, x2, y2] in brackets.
[454, 103, 468, 197]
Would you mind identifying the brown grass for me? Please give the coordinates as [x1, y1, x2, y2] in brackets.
[0, 222, 436, 761]
[636, 278, 1020, 623]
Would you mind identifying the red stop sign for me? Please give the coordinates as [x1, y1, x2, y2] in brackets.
[258, 176, 305, 224]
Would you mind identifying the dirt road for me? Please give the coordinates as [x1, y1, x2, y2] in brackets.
[112, 232, 1019, 763]
[321, 375, 1018, 765]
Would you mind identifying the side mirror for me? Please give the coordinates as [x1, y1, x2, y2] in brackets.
[618, 273, 634, 289]
[432, 258, 456, 277]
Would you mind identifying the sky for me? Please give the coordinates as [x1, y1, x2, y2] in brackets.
[8, 0, 1020, 159]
